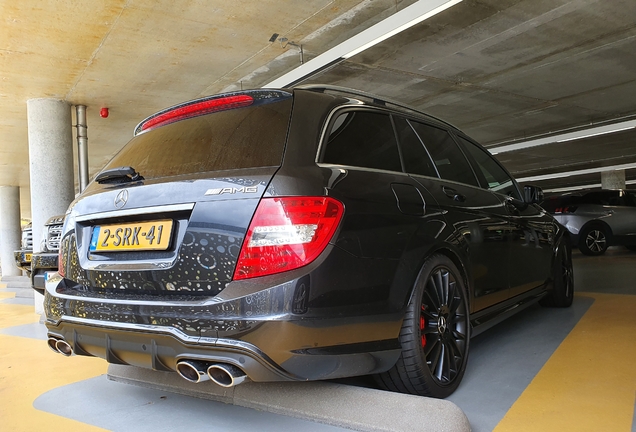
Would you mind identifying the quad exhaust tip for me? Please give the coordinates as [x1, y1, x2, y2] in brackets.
[207, 363, 247, 388]
[175, 360, 248, 387]
[47, 337, 60, 353]
[47, 337, 74, 356]
[176, 360, 211, 383]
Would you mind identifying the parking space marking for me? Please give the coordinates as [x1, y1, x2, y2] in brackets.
[0, 301, 108, 431]
[495, 293, 636, 432]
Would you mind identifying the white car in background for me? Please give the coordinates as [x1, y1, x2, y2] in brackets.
[543, 189, 636, 255]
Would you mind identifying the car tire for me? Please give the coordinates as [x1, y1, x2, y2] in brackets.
[375, 254, 470, 398]
[578, 225, 609, 256]
[625, 245, 636, 252]
[540, 239, 574, 308]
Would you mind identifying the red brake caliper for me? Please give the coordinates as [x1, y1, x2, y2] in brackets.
[420, 305, 427, 348]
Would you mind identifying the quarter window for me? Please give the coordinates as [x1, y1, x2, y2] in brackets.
[409, 121, 479, 187]
[321, 111, 402, 172]
[394, 117, 438, 178]
[458, 136, 521, 200]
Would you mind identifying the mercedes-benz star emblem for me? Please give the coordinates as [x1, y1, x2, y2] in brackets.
[114, 189, 129, 209]
[437, 316, 447, 334]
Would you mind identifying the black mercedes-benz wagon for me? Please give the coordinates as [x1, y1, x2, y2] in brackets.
[46, 86, 573, 398]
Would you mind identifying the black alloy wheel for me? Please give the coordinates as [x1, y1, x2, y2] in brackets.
[579, 225, 609, 256]
[375, 254, 470, 398]
[540, 240, 574, 308]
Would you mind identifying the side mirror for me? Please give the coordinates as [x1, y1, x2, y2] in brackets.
[524, 185, 544, 204]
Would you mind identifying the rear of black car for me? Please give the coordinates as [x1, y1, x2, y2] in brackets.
[45, 89, 404, 383]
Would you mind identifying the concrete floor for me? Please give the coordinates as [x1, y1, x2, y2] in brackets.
[1, 248, 635, 431]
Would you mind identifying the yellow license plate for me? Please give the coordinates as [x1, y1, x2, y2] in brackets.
[25, 253, 32, 262]
[90, 219, 173, 252]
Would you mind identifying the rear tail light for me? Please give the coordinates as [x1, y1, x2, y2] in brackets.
[233, 197, 344, 280]
[554, 206, 578, 214]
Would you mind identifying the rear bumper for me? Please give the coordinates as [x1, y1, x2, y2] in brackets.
[46, 318, 295, 382]
[44, 273, 403, 382]
[13, 250, 32, 273]
[31, 252, 58, 292]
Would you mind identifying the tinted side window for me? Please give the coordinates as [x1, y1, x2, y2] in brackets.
[457, 136, 521, 200]
[583, 191, 618, 205]
[393, 116, 438, 178]
[607, 195, 626, 206]
[322, 111, 402, 172]
[409, 121, 479, 187]
[625, 192, 636, 207]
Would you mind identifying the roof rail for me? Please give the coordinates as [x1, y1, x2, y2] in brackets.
[295, 84, 458, 130]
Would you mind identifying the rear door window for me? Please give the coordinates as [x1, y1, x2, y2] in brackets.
[321, 111, 402, 172]
[409, 121, 479, 187]
[457, 136, 522, 200]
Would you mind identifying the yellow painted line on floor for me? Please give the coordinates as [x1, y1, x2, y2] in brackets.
[0, 303, 39, 328]
[0, 302, 108, 431]
[0, 290, 15, 300]
[495, 293, 636, 432]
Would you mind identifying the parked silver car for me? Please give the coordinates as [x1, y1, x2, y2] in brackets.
[543, 189, 636, 255]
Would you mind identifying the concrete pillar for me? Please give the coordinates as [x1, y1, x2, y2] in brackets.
[27, 99, 75, 254]
[601, 170, 626, 190]
[0, 186, 22, 277]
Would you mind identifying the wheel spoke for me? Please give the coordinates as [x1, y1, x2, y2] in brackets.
[421, 308, 437, 321]
[434, 271, 444, 305]
[447, 335, 464, 360]
[441, 270, 450, 305]
[422, 288, 440, 313]
[424, 335, 440, 357]
[427, 336, 442, 366]
[445, 341, 458, 378]
[434, 343, 446, 381]
[426, 278, 442, 310]
[448, 282, 461, 314]
[421, 326, 438, 335]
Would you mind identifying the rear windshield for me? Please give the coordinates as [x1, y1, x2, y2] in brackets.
[102, 98, 293, 180]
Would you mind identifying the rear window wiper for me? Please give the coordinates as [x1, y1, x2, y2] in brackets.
[95, 166, 145, 184]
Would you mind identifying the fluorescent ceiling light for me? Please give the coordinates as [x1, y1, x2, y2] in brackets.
[342, 0, 463, 59]
[264, 0, 463, 88]
[556, 126, 635, 143]
[544, 180, 636, 194]
[516, 162, 636, 183]
[489, 119, 636, 155]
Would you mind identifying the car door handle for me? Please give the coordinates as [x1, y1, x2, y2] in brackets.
[442, 186, 466, 202]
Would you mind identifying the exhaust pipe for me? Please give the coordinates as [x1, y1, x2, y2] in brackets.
[176, 360, 211, 383]
[207, 363, 248, 387]
[47, 337, 61, 353]
[55, 339, 74, 356]
[48, 337, 74, 356]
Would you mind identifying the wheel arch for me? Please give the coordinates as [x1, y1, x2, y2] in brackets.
[405, 245, 472, 312]
[579, 219, 613, 241]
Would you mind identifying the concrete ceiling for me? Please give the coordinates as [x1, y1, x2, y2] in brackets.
[1, 0, 635, 218]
